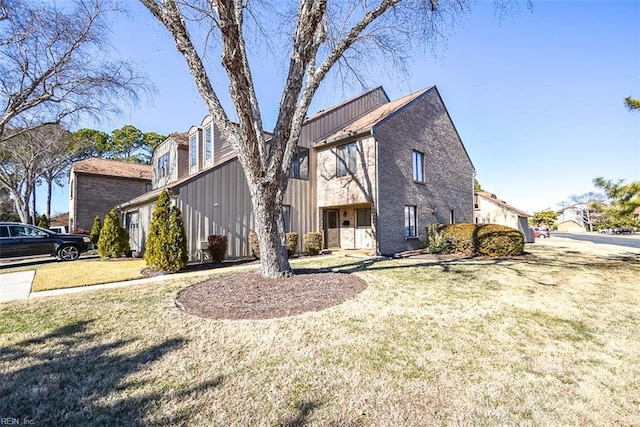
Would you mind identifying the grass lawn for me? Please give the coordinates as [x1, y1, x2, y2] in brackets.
[0, 258, 148, 292]
[1, 239, 639, 425]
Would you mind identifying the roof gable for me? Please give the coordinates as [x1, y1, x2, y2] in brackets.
[477, 192, 530, 217]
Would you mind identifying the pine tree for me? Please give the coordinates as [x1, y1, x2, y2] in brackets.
[144, 189, 172, 270]
[89, 216, 102, 245]
[38, 214, 49, 229]
[165, 206, 189, 272]
[97, 209, 129, 258]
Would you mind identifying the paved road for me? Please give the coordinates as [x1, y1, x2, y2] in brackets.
[552, 232, 640, 250]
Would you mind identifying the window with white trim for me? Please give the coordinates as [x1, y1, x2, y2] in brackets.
[404, 205, 417, 237]
[290, 147, 309, 180]
[336, 142, 357, 177]
[204, 125, 213, 166]
[356, 208, 371, 227]
[189, 134, 198, 170]
[412, 150, 424, 182]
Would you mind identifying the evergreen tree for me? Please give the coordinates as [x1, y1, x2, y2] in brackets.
[38, 214, 49, 229]
[144, 189, 172, 270]
[89, 216, 102, 245]
[165, 206, 188, 272]
[97, 209, 129, 258]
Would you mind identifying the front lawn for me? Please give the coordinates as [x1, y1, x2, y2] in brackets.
[1, 239, 639, 425]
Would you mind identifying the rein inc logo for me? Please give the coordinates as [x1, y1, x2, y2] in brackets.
[0, 419, 34, 425]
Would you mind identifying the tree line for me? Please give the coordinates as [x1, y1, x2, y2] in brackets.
[0, 124, 165, 224]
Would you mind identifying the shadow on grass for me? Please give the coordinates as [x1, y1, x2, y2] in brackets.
[0, 320, 222, 425]
[318, 249, 640, 288]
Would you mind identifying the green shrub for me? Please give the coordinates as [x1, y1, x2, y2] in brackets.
[97, 209, 130, 258]
[164, 206, 189, 272]
[286, 232, 298, 257]
[248, 231, 260, 259]
[89, 216, 102, 245]
[208, 235, 228, 263]
[427, 223, 524, 257]
[475, 224, 524, 257]
[304, 232, 323, 255]
[145, 189, 188, 272]
[38, 214, 49, 229]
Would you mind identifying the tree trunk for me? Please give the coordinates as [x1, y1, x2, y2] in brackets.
[250, 181, 292, 278]
[32, 182, 37, 224]
[46, 178, 53, 219]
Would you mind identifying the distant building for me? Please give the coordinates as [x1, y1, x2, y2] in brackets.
[474, 191, 533, 242]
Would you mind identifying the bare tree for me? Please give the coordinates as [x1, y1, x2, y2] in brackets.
[0, 0, 148, 147]
[139, 0, 506, 277]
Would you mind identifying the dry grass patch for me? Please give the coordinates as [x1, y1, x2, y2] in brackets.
[29, 258, 147, 292]
[1, 239, 639, 425]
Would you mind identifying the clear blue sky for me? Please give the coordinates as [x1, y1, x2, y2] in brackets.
[42, 0, 639, 217]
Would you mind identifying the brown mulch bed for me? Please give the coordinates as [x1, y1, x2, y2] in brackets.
[175, 268, 368, 320]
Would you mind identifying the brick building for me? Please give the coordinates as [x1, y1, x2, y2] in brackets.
[117, 86, 476, 258]
[69, 159, 151, 232]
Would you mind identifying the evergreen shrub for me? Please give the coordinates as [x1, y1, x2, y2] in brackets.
[145, 189, 188, 272]
[97, 209, 130, 258]
[427, 223, 524, 257]
[303, 232, 323, 255]
[248, 231, 260, 259]
[89, 216, 102, 245]
[286, 232, 298, 257]
[207, 235, 228, 263]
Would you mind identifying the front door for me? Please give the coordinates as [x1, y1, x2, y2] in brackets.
[324, 210, 340, 248]
[125, 211, 140, 252]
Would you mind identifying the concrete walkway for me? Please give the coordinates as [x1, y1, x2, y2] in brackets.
[1, 270, 35, 303]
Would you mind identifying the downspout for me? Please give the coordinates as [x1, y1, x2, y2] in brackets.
[373, 128, 380, 256]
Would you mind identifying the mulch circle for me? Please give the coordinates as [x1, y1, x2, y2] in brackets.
[175, 268, 368, 320]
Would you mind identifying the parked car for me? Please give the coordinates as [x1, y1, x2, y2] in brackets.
[532, 226, 551, 238]
[49, 225, 67, 234]
[0, 222, 92, 261]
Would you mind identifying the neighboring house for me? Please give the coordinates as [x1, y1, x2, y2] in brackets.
[117, 85, 475, 258]
[474, 191, 533, 242]
[69, 158, 152, 233]
[556, 203, 591, 232]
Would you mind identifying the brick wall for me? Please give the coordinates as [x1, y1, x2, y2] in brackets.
[72, 174, 151, 231]
[375, 88, 474, 255]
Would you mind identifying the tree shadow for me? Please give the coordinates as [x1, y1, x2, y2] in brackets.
[278, 399, 321, 427]
[315, 249, 640, 288]
[0, 320, 222, 425]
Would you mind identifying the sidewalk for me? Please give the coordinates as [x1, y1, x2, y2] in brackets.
[1, 270, 35, 303]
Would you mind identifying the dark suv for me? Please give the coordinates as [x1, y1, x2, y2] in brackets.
[0, 222, 92, 261]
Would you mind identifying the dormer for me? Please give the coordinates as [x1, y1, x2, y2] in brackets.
[152, 132, 189, 189]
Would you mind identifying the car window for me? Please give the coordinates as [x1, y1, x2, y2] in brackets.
[9, 225, 46, 237]
[0, 226, 8, 237]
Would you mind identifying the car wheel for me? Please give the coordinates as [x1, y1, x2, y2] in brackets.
[58, 244, 80, 261]
[538, 234, 546, 239]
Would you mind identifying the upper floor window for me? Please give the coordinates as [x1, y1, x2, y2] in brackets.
[157, 152, 170, 178]
[336, 142, 357, 177]
[412, 150, 424, 182]
[204, 125, 213, 165]
[290, 147, 309, 180]
[404, 205, 417, 238]
[189, 134, 198, 169]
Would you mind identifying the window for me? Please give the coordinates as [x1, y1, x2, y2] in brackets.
[204, 125, 213, 165]
[404, 205, 417, 237]
[190, 134, 198, 168]
[336, 142, 357, 177]
[282, 205, 291, 233]
[157, 152, 170, 178]
[356, 208, 371, 227]
[412, 150, 424, 182]
[290, 147, 309, 180]
[450, 210, 455, 224]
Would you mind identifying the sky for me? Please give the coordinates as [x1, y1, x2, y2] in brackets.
[40, 0, 640, 217]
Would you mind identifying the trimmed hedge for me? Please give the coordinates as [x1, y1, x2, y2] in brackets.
[207, 235, 228, 263]
[427, 223, 524, 257]
[304, 232, 323, 255]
